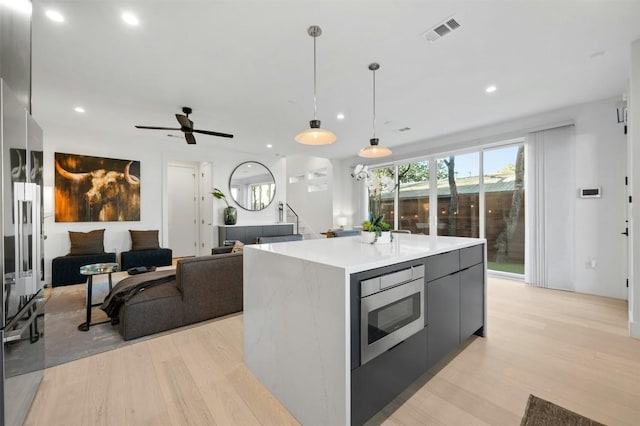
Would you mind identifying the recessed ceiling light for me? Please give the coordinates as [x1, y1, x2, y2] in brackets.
[0, 0, 31, 14]
[485, 85, 497, 93]
[336, 113, 345, 120]
[45, 10, 64, 22]
[247, 164, 252, 168]
[266, 144, 273, 148]
[74, 106, 85, 113]
[121, 12, 139, 26]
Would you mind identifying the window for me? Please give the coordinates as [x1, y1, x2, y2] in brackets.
[364, 141, 525, 277]
[436, 153, 480, 238]
[369, 166, 395, 225]
[483, 144, 525, 274]
[397, 161, 430, 234]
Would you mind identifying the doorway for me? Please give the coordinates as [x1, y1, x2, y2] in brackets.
[167, 163, 198, 257]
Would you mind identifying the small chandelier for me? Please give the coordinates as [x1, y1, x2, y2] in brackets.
[359, 62, 392, 158]
[295, 25, 336, 145]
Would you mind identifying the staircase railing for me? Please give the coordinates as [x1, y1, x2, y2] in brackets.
[286, 203, 300, 234]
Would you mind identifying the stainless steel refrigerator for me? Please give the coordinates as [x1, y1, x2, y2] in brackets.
[0, 79, 45, 426]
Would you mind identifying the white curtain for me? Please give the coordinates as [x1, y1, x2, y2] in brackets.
[525, 125, 575, 290]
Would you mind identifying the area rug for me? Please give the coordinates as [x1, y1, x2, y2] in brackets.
[521, 394, 605, 426]
[44, 281, 160, 367]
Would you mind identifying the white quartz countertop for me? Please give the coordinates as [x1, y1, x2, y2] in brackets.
[245, 233, 485, 273]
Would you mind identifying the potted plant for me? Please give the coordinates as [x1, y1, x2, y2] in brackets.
[211, 188, 237, 225]
[361, 215, 392, 244]
[351, 165, 394, 244]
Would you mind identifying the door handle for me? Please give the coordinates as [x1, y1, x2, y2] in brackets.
[622, 228, 629, 236]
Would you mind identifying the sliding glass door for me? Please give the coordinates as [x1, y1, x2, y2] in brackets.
[364, 140, 525, 277]
[398, 161, 430, 234]
[483, 145, 525, 274]
[436, 153, 480, 238]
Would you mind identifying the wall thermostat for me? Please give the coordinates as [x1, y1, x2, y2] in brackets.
[579, 187, 601, 198]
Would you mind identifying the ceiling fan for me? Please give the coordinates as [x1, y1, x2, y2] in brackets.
[135, 107, 234, 144]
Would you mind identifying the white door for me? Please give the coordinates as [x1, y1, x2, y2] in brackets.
[199, 162, 213, 255]
[168, 163, 197, 257]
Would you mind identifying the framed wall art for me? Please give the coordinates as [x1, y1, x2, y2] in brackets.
[54, 152, 141, 222]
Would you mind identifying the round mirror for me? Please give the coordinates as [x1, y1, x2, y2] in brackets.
[229, 161, 276, 211]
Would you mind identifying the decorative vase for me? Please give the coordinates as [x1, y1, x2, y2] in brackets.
[360, 230, 391, 244]
[224, 206, 237, 225]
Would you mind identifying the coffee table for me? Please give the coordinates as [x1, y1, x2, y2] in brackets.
[78, 262, 119, 331]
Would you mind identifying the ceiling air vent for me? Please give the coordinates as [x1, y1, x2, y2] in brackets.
[422, 16, 461, 42]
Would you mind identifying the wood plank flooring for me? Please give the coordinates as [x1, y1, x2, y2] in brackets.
[26, 278, 640, 425]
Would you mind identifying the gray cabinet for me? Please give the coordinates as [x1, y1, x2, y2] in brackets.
[460, 244, 484, 270]
[426, 244, 485, 370]
[427, 273, 460, 369]
[460, 263, 484, 339]
[218, 224, 294, 246]
[426, 249, 459, 281]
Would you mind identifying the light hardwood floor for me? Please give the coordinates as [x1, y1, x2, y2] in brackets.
[26, 278, 640, 425]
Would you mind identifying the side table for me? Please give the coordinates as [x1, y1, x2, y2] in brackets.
[78, 262, 119, 331]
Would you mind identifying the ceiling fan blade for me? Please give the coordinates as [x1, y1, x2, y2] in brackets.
[192, 129, 234, 138]
[135, 125, 181, 131]
[185, 133, 196, 144]
[175, 114, 192, 129]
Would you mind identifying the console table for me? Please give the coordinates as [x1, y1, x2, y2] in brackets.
[218, 224, 294, 246]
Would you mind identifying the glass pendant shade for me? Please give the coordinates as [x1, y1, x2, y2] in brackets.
[358, 138, 392, 158]
[296, 26, 335, 145]
[295, 120, 336, 145]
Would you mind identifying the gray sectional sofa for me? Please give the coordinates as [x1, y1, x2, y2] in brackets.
[116, 252, 243, 340]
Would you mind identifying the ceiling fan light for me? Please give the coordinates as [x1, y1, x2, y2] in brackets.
[358, 138, 392, 158]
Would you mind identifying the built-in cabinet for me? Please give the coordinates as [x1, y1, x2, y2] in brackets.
[218, 224, 294, 246]
[350, 243, 485, 425]
[426, 244, 485, 369]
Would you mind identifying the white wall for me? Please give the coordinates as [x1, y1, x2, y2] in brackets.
[572, 100, 627, 299]
[286, 155, 333, 234]
[339, 97, 628, 301]
[629, 39, 640, 339]
[41, 122, 285, 284]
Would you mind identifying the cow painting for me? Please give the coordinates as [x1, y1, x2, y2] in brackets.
[54, 153, 141, 222]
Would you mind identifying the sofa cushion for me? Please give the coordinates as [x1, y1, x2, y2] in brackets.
[130, 230, 160, 251]
[68, 229, 105, 255]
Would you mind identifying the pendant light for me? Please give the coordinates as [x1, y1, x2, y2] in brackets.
[359, 63, 392, 158]
[295, 25, 336, 145]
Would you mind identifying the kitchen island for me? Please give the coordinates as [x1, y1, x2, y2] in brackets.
[244, 234, 486, 425]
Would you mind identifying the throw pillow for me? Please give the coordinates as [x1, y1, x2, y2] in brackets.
[231, 240, 244, 254]
[130, 230, 160, 251]
[68, 229, 105, 255]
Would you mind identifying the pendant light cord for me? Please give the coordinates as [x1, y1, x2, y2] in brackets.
[372, 67, 376, 138]
[313, 32, 318, 120]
